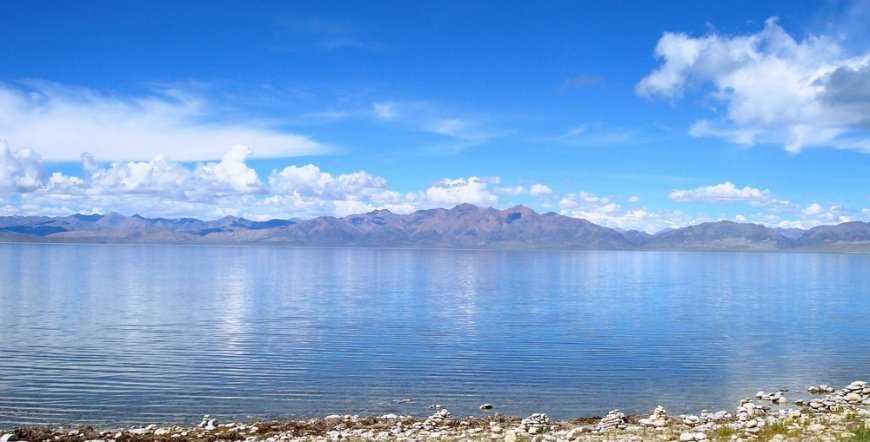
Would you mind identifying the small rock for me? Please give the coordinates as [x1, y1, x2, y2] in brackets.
[565, 427, 587, 439]
[504, 429, 517, 442]
[0, 434, 11, 442]
[479, 403, 493, 410]
[809, 423, 826, 432]
[679, 432, 696, 441]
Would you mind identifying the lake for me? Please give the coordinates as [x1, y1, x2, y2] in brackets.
[0, 243, 868, 426]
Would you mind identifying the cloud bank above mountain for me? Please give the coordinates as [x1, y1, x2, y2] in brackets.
[2, 142, 865, 232]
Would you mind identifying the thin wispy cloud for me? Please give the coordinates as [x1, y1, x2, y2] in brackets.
[367, 100, 505, 153]
[560, 75, 603, 91]
[0, 81, 330, 162]
[668, 182, 797, 210]
[550, 124, 637, 146]
[273, 16, 379, 51]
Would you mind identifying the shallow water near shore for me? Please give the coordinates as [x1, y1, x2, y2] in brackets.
[0, 243, 868, 426]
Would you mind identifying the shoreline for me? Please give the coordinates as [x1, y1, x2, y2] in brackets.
[2, 382, 867, 442]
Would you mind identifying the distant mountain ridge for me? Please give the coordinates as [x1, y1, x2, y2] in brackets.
[1, 204, 869, 252]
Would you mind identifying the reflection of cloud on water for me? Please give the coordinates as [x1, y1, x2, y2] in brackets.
[214, 256, 254, 354]
[418, 250, 490, 344]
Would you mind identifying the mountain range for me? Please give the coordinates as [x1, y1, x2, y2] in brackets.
[1, 203, 869, 252]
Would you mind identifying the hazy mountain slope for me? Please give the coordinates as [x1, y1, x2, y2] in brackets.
[1, 206, 868, 252]
[795, 221, 870, 251]
[645, 221, 793, 251]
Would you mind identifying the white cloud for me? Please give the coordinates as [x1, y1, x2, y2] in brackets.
[754, 201, 864, 229]
[78, 144, 264, 200]
[559, 192, 616, 212]
[0, 82, 329, 161]
[627, 195, 640, 203]
[668, 181, 794, 209]
[0, 143, 515, 219]
[559, 190, 711, 232]
[801, 203, 825, 217]
[798, 202, 852, 225]
[0, 142, 45, 192]
[668, 182, 768, 202]
[637, 17, 870, 152]
[269, 163, 401, 204]
[495, 183, 553, 196]
[423, 176, 499, 207]
[530, 184, 553, 196]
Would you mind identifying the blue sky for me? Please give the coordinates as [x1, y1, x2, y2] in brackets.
[1, 0, 869, 231]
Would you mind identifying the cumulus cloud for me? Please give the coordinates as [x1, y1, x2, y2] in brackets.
[761, 202, 860, 229]
[0, 143, 548, 220]
[637, 17, 870, 152]
[423, 176, 499, 207]
[269, 163, 404, 205]
[0, 142, 45, 192]
[798, 202, 852, 225]
[79, 144, 264, 200]
[0, 82, 329, 161]
[668, 181, 795, 210]
[559, 190, 710, 232]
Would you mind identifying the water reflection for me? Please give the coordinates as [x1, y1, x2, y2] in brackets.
[0, 244, 868, 425]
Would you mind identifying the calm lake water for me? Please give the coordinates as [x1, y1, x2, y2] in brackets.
[0, 243, 868, 426]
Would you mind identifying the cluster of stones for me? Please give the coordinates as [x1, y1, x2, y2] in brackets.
[755, 391, 788, 404]
[800, 380, 870, 412]
[512, 413, 550, 436]
[638, 405, 670, 430]
[807, 384, 836, 394]
[676, 410, 731, 441]
[2, 380, 869, 442]
[420, 409, 452, 434]
[197, 415, 216, 431]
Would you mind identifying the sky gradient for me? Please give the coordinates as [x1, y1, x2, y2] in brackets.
[1, 0, 869, 232]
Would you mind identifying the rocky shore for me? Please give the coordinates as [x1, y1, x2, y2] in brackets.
[2, 381, 868, 442]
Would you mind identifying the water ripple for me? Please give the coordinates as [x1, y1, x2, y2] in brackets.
[1, 245, 868, 426]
